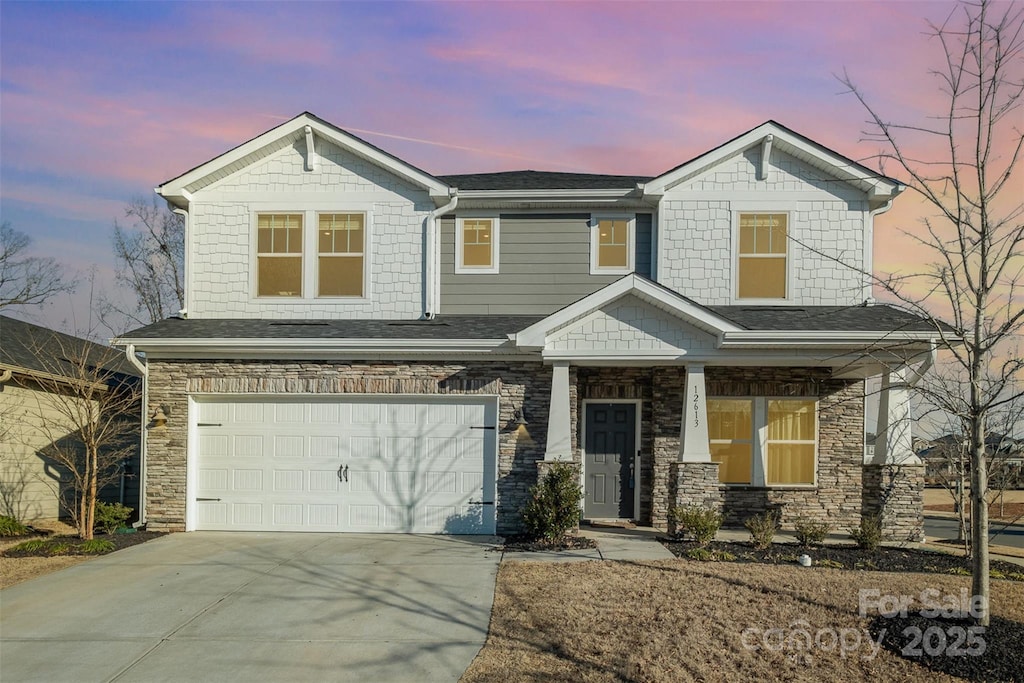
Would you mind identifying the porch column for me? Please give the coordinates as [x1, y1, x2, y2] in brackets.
[544, 361, 572, 461]
[679, 363, 711, 463]
[873, 367, 920, 465]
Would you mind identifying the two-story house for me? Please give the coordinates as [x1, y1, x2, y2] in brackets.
[116, 112, 938, 540]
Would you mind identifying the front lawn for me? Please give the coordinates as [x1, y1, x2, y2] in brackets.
[462, 560, 1024, 682]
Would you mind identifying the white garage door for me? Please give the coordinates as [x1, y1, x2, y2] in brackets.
[191, 396, 497, 534]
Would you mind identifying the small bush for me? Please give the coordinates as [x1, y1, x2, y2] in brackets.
[818, 559, 844, 569]
[793, 517, 830, 547]
[11, 539, 50, 553]
[849, 515, 883, 551]
[0, 515, 30, 537]
[47, 542, 72, 556]
[669, 505, 722, 546]
[685, 548, 736, 562]
[521, 464, 582, 541]
[94, 502, 134, 535]
[80, 539, 116, 554]
[744, 510, 780, 550]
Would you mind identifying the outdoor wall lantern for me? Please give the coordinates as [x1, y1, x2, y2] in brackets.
[513, 407, 529, 426]
[150, 404, 170, 429]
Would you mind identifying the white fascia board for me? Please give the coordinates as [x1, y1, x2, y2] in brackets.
[515, 275, 741, 348]
[540, 348, 916, 367]
[157, 114, 450, 200]
[719, 330, 946, 348]
[115, 337, 511, 356]
[643, 123, 901, 198]
[456, 189, 637, 201]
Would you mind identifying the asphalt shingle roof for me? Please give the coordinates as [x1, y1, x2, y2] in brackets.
[436, 171, 652, 191]
[707, 305, 943, 333]
[1, 315, 141, 378]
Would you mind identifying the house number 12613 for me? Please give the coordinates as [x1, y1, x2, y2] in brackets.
[692, 387, 701, 428]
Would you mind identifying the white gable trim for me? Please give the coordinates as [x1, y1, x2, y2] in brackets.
[642, 122, 903, 200]
[157, 113, 451, 204]
[515, 275, 743, 349]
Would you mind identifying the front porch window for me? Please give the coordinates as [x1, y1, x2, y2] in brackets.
[708, 396, 818, 486]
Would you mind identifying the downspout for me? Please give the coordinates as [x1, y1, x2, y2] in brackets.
[123, 345, 148, 527]
[172, 206, 190, 317]
[864, 189, 901, 303]
[424, 192, 458, 319]
[0, 368, 12, 384]
[906, 341, 936, 387]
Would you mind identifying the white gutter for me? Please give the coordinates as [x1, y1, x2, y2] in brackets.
[719, 330, 948, 348]
[0, 368, 12, 384]
[455, 188, 636, 200]
[117, 337, 510, 354]
[123, 344, 148, 528]
[425, 192, 458, 319]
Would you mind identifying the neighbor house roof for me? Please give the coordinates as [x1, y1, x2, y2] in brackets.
[1, 315, 141, 380]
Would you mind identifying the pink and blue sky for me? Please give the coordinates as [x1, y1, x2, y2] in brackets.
[1, 0, 969, 334]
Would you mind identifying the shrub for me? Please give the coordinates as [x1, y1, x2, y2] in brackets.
[0, 515, 30, 537]
[47, 542, 72, 556]
[685, 547, 736, 562]
[744, 510, 780, 551]
[11, 539, 50, 553]
[94, 502, 133, 535]
[521, 464, 582, 541]
[793, 517, 830, 547]
[818, 559, 844, 569]
[669, 505, 722, 546]
[80, 539, 116, 554]
[849, 515, 883, 551]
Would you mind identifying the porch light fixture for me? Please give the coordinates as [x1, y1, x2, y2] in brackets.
[514, 408, 529, 426]
[150, 405, 170, 429]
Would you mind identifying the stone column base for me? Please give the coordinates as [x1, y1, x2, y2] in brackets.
[862, 463, 925, 543]
[666, 462, 723, 533]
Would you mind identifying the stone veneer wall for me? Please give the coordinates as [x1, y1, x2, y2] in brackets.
[862, 464, 925, 543]
[144, 359, 555, 534]
[707, 367, 865, 531]
[668, 462, 724, 534]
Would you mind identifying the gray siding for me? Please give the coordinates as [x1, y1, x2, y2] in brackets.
[440, 213, 652, 315]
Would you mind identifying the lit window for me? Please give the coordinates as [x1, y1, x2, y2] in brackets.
[738, 213, 787, 299]
[591, 216, 634, 274]
[456, 217, 499, 273]
[766, 399, 816, 485]
[709, 399, 753, 485]
[318, 213, 365, 297]
[257, 214, 303, 297]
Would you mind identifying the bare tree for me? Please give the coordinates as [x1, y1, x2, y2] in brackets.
[0, 222, 76, 310]
[839, 0, 1023, 626]
[101, 197, 185, 329]
[16, 332, 141, 539]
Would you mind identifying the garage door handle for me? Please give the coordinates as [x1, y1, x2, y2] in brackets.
[467, 501, 494, 506]
[338, 464, 348, 482]
[470, 426, 496, 430]
[196, 497, 222, 502]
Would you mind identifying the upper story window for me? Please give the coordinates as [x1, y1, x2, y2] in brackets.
[257, 214, 303, 297]
[737, 213, 787, 299]
[318, 213, 365, 297]
[590, 215, 634, 275]
[708, 396, 817, 487]
[456, 217, 500, 274]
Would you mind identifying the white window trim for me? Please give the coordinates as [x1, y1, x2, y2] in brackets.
[455, 215, 500, 275]
[590, 213, 636, 275]
[254, 212, 305, 298]
[709, 395, 818, 488]
[730, 205, 794, 304]
[250, 205, 373, 303]
[315, 211, 370, 299]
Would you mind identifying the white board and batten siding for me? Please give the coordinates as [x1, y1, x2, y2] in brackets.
[190, 396, 498, 534]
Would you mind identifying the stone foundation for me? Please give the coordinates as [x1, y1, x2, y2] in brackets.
[862, 463, 925, 543]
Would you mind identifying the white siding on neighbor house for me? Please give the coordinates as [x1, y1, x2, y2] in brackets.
[187, 138, 431, 319]
[548, 297, 718, 353]
[658, 147, 868, 306]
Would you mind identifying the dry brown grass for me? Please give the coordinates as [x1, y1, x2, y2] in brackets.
[0, 520, 89, 589]
[462, 559, 1024, 682]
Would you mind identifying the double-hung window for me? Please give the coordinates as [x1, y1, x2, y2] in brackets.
[257, 214, 303, 297]
[318, 213, 365, 297]
[456, 217, 499, 274]
[708, 397, 817, 486]
[591, 215, 634, 274]
[737, 213, 787, 299]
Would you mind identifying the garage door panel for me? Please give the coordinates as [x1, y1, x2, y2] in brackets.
[193, 397, 496, 533]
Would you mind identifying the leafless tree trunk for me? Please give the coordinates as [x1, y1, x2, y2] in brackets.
[840, 0, 1023, 626]
[100, 197, 185, 331]
[15, 331, 140, 539]
[0, 222, 76, 310]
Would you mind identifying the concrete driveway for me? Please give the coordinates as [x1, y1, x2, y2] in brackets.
[1, 532, 501, 682]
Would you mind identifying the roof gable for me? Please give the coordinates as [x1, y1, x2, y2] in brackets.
[643, 121, 903, 203]
[157, 112, 451, 205]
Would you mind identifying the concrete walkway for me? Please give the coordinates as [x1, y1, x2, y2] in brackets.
[502, 526, 675, 563]
[1, 532, 500, 683]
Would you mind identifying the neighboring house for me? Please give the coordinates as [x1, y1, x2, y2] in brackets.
[917, 433, 1024, 488]
[0, 316, 142, 521]
[115, 113, 943, 541]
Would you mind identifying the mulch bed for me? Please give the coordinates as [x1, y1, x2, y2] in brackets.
[659, 539, 1024, 579]
[498, 534, 599, 552]
[869, 613, 1024, 682]
[2, 530, 166, 557]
